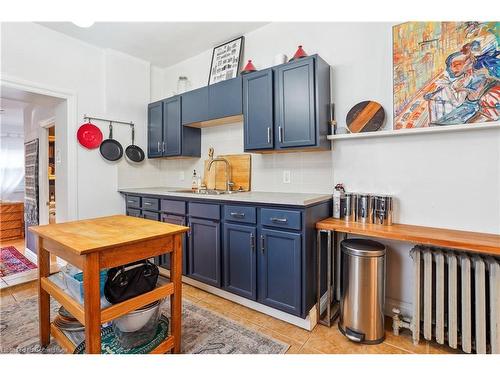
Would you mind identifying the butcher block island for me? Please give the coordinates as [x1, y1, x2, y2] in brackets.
[29, 215, 188, 354]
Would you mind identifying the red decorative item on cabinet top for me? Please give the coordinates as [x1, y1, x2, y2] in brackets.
[241, 60, 257, 75]
[77, 122, 103, 149]
[291, 45, 308, 61]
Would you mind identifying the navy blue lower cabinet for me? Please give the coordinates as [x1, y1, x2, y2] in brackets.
[188, 217, 221, 287]
[160, 213, 187, 275]
[126, 208, 141, 218]
[223, 223, 257, 300]
[258, 228, 302, 316]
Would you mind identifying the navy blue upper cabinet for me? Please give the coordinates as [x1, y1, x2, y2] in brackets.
[163, 97, 181, 156]
[148, 96, 200, 158]
[223, 223, 257, 300]
[188, 217, 221, 287]
[244, 55, 331, 152]
[258, 228, 302, 316]
[181, 87, 209, 125]
[275, 57, 316, 148]
[208, 76, 242, 120]
[243, 69, 274, 151]
[147, 101, 163, 158]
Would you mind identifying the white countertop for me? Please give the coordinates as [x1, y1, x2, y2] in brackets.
[118, 187, 331, 207]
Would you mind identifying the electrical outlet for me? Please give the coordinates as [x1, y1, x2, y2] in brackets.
[179, 171, 185, 181]
[283, 170, 291, 184]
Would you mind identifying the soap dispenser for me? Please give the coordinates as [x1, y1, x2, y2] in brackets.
[191, 170, 198, 192]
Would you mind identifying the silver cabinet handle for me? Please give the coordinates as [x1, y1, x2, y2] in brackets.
[271, 217, 288, 223]
[162, 141, 165, 153]
[230, 212, 245, 218]
[144, 202, 152, 206]
[267, 127, 271, 144]
[127, 200, 135, 203]
[278, 126, 283, 142]
[250, 233, 255, 251]
[260, 235, 265, 253]
[157, 141, 160, 152]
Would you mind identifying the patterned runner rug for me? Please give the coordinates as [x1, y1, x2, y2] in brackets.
[0, 246, 37, 277]
[0, 296, 289, 354]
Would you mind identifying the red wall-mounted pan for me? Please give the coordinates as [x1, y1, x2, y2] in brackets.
[77, 122, 103, 149]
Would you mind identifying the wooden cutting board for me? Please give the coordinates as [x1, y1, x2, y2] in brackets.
[203, 154, 251, 191]
[346, 101, 385, 133]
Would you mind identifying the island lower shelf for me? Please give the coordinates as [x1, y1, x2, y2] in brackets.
[44, 273, 176, 354]
[51, 323, 175, 354]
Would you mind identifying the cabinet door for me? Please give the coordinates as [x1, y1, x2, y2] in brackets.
[163, 96, 181, 156]
[188, 217, 221, 287]
[147, 101, 163, 158]
[258, 228, 302, 316]
[126, 208, 141, 218]
[160, 214, 187, 274]
[223, 223, 257, 300]
[275, 57, 316, 148]
[181, 87, 209, 125]
[208, 76, 242, 120]
[142, 211, 159, 221]
[243, 69, 274, 151]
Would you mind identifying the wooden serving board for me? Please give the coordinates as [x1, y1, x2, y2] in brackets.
[203, 154, 251, 191]
[346, 100, 385, 133]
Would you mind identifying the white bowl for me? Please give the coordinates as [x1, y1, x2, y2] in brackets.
[113, 301, 160, 333]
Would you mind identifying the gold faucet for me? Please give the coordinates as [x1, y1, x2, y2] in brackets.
[208, 157, 234, 193]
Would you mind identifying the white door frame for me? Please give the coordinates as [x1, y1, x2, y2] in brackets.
[1, 74, 79, 221]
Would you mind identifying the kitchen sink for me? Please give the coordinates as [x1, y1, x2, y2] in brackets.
[172, 189, 239, 195]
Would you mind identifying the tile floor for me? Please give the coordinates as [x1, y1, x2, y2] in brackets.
[0, 238, 59, 289]
[0, 280, 463, 354]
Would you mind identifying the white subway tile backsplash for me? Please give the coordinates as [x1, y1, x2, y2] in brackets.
[119, 122, 333, 193]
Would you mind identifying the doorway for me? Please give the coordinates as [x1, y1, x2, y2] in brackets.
[0, 87, 65, 287]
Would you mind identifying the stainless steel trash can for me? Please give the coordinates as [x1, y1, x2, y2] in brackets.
[339, 238, 386, 344]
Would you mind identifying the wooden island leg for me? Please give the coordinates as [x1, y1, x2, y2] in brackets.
[170, 233, 183, 353]
[83, 252, 101, 354]
[38, 237, 50, 347]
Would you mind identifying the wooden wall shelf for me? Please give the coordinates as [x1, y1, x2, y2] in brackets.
[316, 218, 500, 256]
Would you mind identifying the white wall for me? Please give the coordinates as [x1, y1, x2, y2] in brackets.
[153, 22, 500, 315]
[1, 22, 156, 220]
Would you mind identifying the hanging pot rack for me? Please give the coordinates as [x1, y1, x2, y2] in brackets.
[83, 114, 134, 129]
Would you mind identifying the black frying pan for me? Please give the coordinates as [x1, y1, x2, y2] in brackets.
[125, 126, 145, 162]
[100, 123, 123, 161]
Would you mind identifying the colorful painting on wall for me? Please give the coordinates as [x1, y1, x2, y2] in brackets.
[393, 22, 499, 129]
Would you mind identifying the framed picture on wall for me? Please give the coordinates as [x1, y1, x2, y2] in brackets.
[393, 22, 499, 130]
[208, 36, 244, 85]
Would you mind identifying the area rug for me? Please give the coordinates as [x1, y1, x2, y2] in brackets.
[0, 296, 288, 354]
[0, 246, 37, 277]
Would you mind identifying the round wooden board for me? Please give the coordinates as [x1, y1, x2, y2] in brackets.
[346, 101, 385, 133]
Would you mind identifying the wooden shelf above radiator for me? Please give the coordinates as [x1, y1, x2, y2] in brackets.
[316, 218, 500, 256]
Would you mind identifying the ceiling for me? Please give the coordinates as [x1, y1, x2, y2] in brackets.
[38, 22, 268, 67]
[1, 87, 62, 133]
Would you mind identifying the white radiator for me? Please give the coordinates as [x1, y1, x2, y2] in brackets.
[407, 246, 500, 354]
